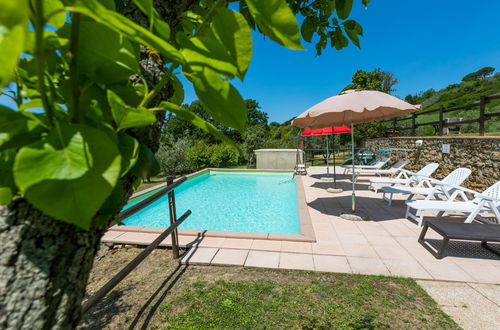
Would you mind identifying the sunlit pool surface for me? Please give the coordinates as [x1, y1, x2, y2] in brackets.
[121, 171, 300, 234]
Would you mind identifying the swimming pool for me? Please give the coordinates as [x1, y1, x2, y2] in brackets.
[121, 171, 301, 234]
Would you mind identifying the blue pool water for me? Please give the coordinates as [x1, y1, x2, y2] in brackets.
[121, 171, 300, 234]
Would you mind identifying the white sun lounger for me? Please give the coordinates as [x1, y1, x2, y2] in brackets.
[381, 168, 472, 206]
[353, 160, 407, 182]
[342, 157, 390, 175]
[369, 163, 439, 193]
[405, 181, 500, 226]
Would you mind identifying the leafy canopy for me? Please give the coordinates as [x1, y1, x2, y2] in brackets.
[0, 0, 369, 229]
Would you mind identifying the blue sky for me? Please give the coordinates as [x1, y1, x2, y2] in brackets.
[3, 0, 500, 123]
[182, 0, 500, 123]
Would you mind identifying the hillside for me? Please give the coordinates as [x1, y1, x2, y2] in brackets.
[404, 73, 500, 135]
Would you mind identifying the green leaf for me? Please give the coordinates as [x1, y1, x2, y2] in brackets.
[132, 0, 171, 40]
[0, 0, 29, 88]
[0, 106, 46, 150]
[170, 75, 184, 106]
[13, 122, 121, 229]
[245, 0, 303, 50]
[189, 69, 247, 132]
[44, 0, 67, 29]
[107, 90, 157, 130]
[117, 132, 139, 176]
[300, 17, 315, 43]
[158, 101, 241, 153]
[0, 149, 16, 204]
[210, 8, 252, 80]
[71, 0, 185, 65]
[336, 0, 354, 20]
[78, 21, 140, 85]
[178, 33, 238, 79]
[343, 20, 363, 47]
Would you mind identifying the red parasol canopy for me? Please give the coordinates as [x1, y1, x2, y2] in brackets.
[301, 125, 351, 136]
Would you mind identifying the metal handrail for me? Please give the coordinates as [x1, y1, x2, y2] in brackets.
[119, 176, 187, 220]
[82, 209, 191, 314]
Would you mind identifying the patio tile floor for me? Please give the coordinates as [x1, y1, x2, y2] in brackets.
[103, 166, 500, 284]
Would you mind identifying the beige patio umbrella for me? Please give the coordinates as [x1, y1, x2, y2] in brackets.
[292, 89, 421, 216]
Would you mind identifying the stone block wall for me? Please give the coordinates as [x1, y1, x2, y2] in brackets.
[364, 136, 500, 191]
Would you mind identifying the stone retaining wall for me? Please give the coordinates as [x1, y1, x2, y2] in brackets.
[364, 136, 500, 191]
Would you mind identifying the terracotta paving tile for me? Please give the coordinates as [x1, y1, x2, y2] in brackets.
[101, 231, 124, 241]
[279, 253, 315, 271]
[211, 249, 249, 266]
[112, 232, 159, 245]
[347, 256, 390, 276]
[281, 241, 313, 253]
[382, 259, 432, 279]
[356, 223, 391, 237]
[336, 233, 369, 246]
[220, 238, 253, 250]
[364, 235, 401, 248]
[341, 244, 379, 258]
[380, 222, 416, 237]
[330, 219, 362, 234]
[195, 237, 226, 248]
[419, 260, 475, 282]
[245, 250, 280, 269]
[452, 260, 500, 284]
[250, 239, 282, 252]
[313, 255, 352, 273]
[180, 247, 218, 265]
[373, 245, 413, 260]
[311, 243, 345, 256]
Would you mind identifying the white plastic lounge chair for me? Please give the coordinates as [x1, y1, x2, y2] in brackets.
[405, 181, 500, 226]
[342, 157, 390, 175]
[353, 160, 407, 181]
[369, 163, 439, 193]
[381, 168, 472, 206]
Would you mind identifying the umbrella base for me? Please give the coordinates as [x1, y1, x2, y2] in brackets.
[327, 188, 343, 193]
[339, 209, 369, 221]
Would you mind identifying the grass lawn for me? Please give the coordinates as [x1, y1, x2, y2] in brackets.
[81, 247, 458, 329]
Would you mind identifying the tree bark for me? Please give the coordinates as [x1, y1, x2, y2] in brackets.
[0, 1, 196, 328]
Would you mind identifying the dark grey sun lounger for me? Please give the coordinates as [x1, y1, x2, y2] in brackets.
[419, 221, 500, 259]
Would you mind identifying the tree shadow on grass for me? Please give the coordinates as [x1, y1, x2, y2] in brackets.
[80, 288, 132, 329]
[128, 234, 209, 330]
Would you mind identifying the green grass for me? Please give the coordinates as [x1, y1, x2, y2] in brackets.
[136, 176, 165, 192]
[159, 270, 457, 329]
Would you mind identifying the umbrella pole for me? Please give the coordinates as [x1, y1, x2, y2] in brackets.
[351, 122, 356, 212]
[333, 134, 337, 188]
[326, 134, 330, 176]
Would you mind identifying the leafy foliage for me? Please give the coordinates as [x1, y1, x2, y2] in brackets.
[0, 0, 368, 229]
[462, 67, 495, 82]
[343, 68, 398, 93]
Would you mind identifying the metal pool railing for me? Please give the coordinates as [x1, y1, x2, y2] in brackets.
[82, 176, 191, 314]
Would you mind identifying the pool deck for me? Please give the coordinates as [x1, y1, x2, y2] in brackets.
[102, 166, 500, 284]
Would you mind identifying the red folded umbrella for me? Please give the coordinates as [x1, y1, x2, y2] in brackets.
[301, 125, 351, 136]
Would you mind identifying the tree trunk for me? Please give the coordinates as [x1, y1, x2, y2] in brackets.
[0, 1, 196, 328]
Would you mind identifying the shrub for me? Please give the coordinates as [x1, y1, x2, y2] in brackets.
[156, 137, 194, 176]
[185, 142, 239, 169]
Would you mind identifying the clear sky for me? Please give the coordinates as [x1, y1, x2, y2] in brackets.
[182, 0, 500, 123]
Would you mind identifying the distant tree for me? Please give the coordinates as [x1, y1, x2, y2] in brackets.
[343, 68, 398, 94]
[462, 67, 495, 81]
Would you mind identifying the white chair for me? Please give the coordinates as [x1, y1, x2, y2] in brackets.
[381, 168, 472, 206]
[342, 157, 390, 175]
[369, 163, 439, 193]
[405, 181, 500, 226]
